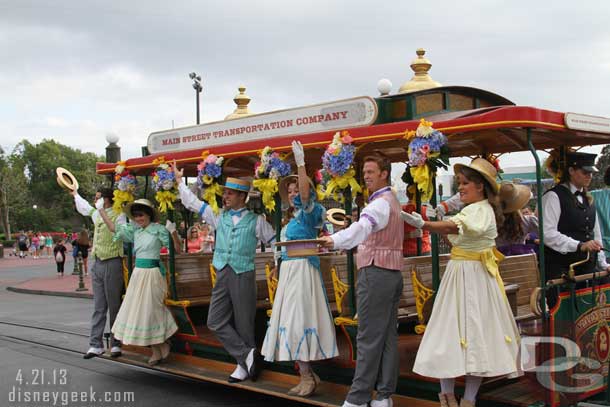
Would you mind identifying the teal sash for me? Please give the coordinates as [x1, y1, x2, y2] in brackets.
[135, 258, 165, 277]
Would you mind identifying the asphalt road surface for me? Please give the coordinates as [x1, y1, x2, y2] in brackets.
[0, 257, 307, 407]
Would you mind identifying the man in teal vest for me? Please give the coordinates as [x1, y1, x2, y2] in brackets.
[174, 163, 275, 383]
[73, 187, 126, 359]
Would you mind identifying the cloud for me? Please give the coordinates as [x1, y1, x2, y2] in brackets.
[0, 0, 608, 168]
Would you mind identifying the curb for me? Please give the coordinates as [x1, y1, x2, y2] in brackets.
[6, 286, 93, 299]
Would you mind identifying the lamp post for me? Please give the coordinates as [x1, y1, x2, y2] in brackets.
[105, 133, 121, 187]
[189, 72, 202, 124]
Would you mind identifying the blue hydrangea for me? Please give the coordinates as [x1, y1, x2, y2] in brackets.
[323, 144, 355, 176]
[268, 157, 291, 177]
[205, 163, 222, 178]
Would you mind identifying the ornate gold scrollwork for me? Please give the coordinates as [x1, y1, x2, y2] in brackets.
[412, 267, 434, 335]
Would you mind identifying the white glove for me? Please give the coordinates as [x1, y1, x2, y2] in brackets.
[292, 140, 305, 167]
[95, 198, 104, 210]
[165, 220, 176, 233]
[401, 211, 425, 229]
[436, 203, 446, 218]
[423, 204, 436, 219]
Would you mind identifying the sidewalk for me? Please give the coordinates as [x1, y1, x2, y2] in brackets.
[7, 273, 93, 299]
[2, 255, 93, 299]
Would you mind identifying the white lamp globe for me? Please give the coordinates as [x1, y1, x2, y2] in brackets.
[377, 78, 392, 96]
[105, 133, 120, 144]
[32, 204, 37, 210]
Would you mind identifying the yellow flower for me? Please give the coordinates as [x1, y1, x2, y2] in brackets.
[420, 118, 433, 128]
[416, 118, 435, 138]
[404, 130, 416, 141]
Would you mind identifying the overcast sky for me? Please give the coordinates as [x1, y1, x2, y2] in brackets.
[1, 0, 609, 170]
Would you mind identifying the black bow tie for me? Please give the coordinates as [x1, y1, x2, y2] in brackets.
[574, 190, 586, 197]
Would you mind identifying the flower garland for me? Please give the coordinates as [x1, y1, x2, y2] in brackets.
[152, 160, 177, 213]
[314, 168, 344, 203]
[112, 161, 137, 213]
[253, 146, 291, 212]
[484, 153, 503, 179]
[322, 131, 361, 201]
[403, 119, 449, 202]
[197, 151, 224, 214]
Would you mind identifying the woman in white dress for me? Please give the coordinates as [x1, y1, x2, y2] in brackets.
[261, 141, 338, 397]
[99, 199, 182, 365]
[402, 158, 521, 407]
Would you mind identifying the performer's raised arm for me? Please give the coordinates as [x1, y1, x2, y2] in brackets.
[172, 160, 219, 230]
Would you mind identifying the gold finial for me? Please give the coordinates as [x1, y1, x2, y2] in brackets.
[398, 48, 442, 94]
[225, 85, 253, 120]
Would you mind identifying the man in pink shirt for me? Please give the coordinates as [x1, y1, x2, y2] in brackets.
[320, 154, 404, 407]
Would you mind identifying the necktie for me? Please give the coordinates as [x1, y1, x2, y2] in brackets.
[229, 208, 245, 217]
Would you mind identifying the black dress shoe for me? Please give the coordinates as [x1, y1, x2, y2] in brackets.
[247, 350, 263, 382]
[228, 375, 246, 383]
[110, 350, 122, 358]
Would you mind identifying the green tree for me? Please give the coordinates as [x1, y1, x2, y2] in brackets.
[592, 145, 610, 190]
[0, 147, 30, 237]
[9, 139, 106, 232]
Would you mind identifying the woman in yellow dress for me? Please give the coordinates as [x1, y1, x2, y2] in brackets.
[401, 158, 521, 407]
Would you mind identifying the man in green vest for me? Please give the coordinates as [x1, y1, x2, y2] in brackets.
[72, 188, 126, 359]
[173, 162, 275, 383]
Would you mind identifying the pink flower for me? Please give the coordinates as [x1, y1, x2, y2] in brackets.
[327, 146, 337, 155]
[421, 145, 430, 153]
[341, 135, 353, 144]
[314, 170, 323, 183]
[197, 162, 205, 171]
[204, 154, 217, 164]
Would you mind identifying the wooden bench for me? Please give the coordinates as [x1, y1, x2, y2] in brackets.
[325, 251, 540, 329]
[163, 252, 275, 310]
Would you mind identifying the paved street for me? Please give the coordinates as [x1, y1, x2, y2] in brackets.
[0, 256, 306, 407]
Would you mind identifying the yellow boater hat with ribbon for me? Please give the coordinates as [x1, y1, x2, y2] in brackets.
[56, 167, 79, 191]
[223, 177, 251, 193]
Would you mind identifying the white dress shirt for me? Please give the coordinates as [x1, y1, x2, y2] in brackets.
[542, 182, 608, 270]
[178, 182, 275, 243]
[331, 187, 391, 250]
[73, 193, 127, 225]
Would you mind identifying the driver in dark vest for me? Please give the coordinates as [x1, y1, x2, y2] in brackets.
[542, 151, 610, 286]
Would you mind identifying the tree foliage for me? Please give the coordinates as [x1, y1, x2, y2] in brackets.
[0, 139, 106, 235]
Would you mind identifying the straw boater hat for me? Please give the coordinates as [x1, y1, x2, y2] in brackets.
[56, 167, 79, 191]
[498, 182, 532, 214]
[453, 158, 499, 192]
[278, 175, 316, 203]
[223, 177, 251, 193]
[326, 208, 346, 227]
[124, 199, 160, 223]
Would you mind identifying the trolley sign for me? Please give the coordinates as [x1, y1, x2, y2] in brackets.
[565, 112, 610, 134]
[147, 96, 378, 154]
